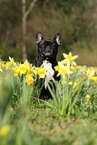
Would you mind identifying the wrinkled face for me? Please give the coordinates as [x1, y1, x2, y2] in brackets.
[38, 39, 58, 58]
[36, 32, 62, 59]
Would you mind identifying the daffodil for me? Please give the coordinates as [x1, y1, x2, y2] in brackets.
[68, 80, 78, 88]
[73, 80, 78, 87]
[9, 56, 16, 66]
[86, 94, 90, 99]
[0, 59, 5, 69]
[13, 66, 21, 76]
[37, 65, 47, 77]
[55, 61, 72, 77]
[70, 65, 76, 72]
[91, 76, 97, 81]
[6, 61, 12, 67]
[61, 52, 78, 67]
[86, 68, 95, 78]
[24, 59, 30, 67]
[62, 80, 66, 85]
[6, 57, 16, 70]
[19, 60, 32, 75]
[0, 67, 2, 72]
[26, 74, 34, 84]
[20, 64, 29, 75]
[27, 66, 33, 74]
[0, 125, 10, 136]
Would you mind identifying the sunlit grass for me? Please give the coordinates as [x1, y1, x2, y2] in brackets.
[0, 52, 97, 145]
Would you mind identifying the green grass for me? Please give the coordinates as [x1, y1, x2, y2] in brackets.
[0, 63, 97, 145]
[4, 107, 97, 145]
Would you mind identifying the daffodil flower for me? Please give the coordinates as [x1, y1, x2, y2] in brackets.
[86, 94, 90, 99]
[37, 65, 47, 77]
[91, 77, 97, 81]
[26, 74, 34, 84]
[55, 61, 72, 77]
[86, 68, 95, 78]
[61, 52, 78, 67]
[0, 125, 10, 136]
[0, 67, 2, 72]
[13, 66, 20, 76]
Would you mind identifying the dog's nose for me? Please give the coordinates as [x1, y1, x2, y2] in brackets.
[45, 46, 52, 56]
[46, 46, 51, 50]
[45, 46, 51, 53]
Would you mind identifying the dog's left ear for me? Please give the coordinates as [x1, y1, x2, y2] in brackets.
[54, 33, 62, 45]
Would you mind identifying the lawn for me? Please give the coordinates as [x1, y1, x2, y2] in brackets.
[0, 52, 97, 145]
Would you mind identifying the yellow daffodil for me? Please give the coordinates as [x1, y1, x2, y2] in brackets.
[73, 80, 78, 87]
[54, 65, 60, 71]
[6, 57, 16, 70]
[27, 67, 33, 74]
[19, 60, 32, 75]
[86, 68, 95, 78]
[55, 61, 72, 77]
[13, 60, 37, 77]
[68, 80, 78, 88]
[0, 59, 5, 69]
[0, 67, 2, 72]
[62, 81, 66, 85]
[24, 59, 30, 67]
[91, 77, 97, 81]
[70, 65, 76, 72]
[26, 74, 34, 84]
[20, 64, 29, 75]
[9, 56, 16, 66]
[14, 66, 20, 76]
[61, 52, 78, 66]
[6, 61, 12, 67]
[37, 65, 47, 77]
[86, 94, 90, 99]
[0, 125, 10, 136]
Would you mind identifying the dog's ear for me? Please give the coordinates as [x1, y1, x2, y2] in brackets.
[36, 32, 44, 44]
[54, 33, 62, 45]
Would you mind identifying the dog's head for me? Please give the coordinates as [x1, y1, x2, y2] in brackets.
[36, 32, 61, 59]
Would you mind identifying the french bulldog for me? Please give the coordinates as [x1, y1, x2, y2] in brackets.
[33, 32, 62, 99]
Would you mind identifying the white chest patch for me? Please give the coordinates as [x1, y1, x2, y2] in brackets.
[41, 60, 55, 88]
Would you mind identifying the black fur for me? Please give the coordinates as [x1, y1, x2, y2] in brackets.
[33, 32, 61, 99]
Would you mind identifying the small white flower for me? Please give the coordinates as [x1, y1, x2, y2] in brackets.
[41, 60, 55, 88]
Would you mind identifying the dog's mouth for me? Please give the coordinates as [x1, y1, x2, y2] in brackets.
[45, 52, 52, 56]
[44, 49, 53, 56]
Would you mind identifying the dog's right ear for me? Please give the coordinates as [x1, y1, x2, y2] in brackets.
[36, 32, 44, 44]
[54, 33, 62, 45]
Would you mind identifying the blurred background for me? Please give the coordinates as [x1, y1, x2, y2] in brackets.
[0, 0, 97, 66]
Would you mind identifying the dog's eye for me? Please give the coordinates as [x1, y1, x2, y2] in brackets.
[40, 44, 45, 47]
[50, 42, 53, 45]
[52, 43, 56, 47]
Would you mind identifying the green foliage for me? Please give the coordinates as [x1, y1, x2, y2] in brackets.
[0, 64, 97, 144]
[0, 44, 22, 62]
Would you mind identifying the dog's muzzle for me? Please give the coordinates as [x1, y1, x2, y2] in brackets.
[45, 46, 52, 56]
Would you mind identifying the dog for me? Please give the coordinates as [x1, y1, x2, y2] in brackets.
[33, 32, 62, 99]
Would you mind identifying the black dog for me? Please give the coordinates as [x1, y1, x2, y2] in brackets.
[33, 32, 61, 99]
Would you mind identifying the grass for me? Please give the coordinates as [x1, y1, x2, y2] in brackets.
[6, 106, 97, 145]
[0, 55, 97, 145]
